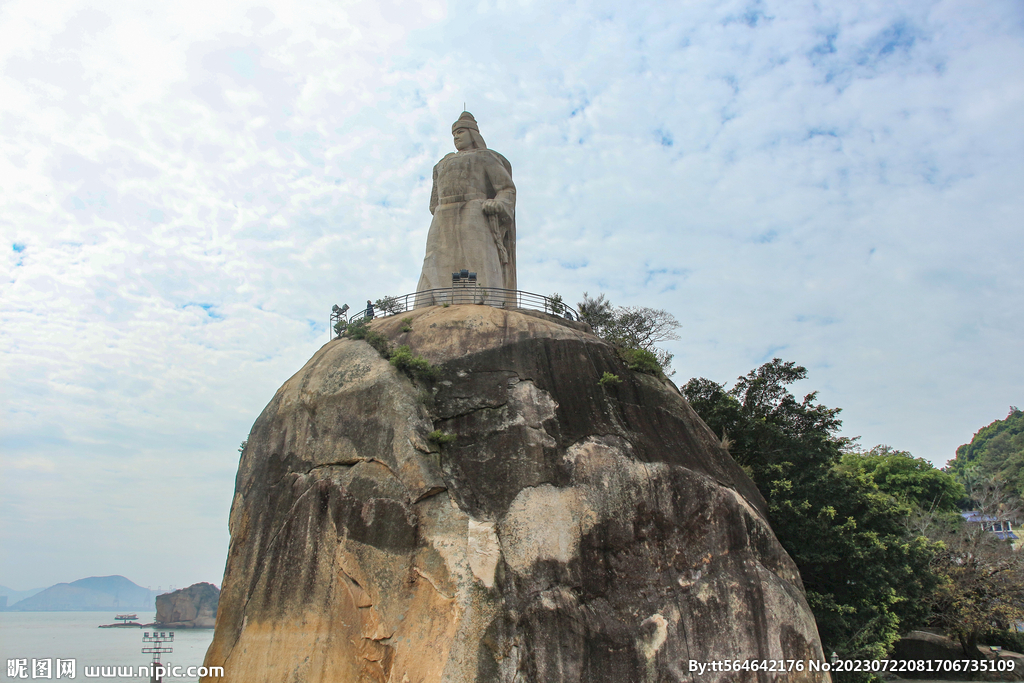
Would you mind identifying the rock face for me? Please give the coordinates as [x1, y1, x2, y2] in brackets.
[203, 306, 828, 682]
[155, 582, 219, 628]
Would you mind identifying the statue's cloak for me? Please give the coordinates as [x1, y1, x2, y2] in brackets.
[416, 148, 516, 300]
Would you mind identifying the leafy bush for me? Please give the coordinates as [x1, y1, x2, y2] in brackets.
[390, 345, 439, 381]
[347, 320, 393, 358]
[546, 293, 565, 315]
[616, 347, 662, 376]
[375, 295, 406, 315]
[598, 372, 622, 387]
[400, 317, 413, 333]
[346, 318, 368, 337]
[427, 430, 456, 445]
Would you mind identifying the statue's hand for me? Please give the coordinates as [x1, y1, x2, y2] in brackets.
[482, 200, 503, 217]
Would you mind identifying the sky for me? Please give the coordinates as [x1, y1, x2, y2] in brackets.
[1, 0, 1022, 592]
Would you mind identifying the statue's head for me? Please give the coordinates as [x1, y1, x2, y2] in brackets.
[452, 111, 487, 151]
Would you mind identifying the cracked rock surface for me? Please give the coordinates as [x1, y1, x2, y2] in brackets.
[202, 305, 828, 683]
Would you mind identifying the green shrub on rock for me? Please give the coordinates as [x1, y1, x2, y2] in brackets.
[616, 347, 662, 376]
[598, 372, 622, 387]
[390, 345, 439, 381]
[427, 430, 456, 445]
[347, 320, 393, 359]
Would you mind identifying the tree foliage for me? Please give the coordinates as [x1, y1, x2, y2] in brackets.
[683, 359, 941, 662]
[375, 295, 406, 316]
[947, 408, 1024, 501]
[839, 446, 964, 513]
[578, 292, 680, 373]
[922, 482, 1024, 653]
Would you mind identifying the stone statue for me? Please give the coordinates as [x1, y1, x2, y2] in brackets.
[415, 112, 516, 304]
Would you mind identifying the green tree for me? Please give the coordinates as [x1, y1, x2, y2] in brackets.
[578, 292, 680, 373]
[375, 295, 406, 316]
[839, 446, 964, 513]
[683, 360, 940, 664]
[948, 408, 1024, 501]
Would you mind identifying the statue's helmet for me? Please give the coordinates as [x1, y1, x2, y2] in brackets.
[452, 111, 487, 149]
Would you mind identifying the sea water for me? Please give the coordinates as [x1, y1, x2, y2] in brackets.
[0, 612, 214, 681]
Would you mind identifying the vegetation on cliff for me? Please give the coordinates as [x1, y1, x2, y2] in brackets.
[947, 407, 1024, 501]
[577, 292, 679, 374]
[342, 319, 439, 382]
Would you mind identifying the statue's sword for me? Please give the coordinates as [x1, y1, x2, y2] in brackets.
[488, 212, 509, 266]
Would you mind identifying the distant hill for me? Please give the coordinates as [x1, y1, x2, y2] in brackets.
[0, 584, 46, 609]
[7, 576, 159, 612]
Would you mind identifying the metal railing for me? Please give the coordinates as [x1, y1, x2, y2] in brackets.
[330, 288, 579, 340]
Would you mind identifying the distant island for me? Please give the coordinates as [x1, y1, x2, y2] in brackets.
[0, 584, 45, 607]
[2, 575, 159, 612]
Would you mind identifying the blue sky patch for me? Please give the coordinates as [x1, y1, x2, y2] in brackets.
[858, 20, 918, 68]
[228, 48, 258, 80]
[644, 266, 690, 287]
[810, 30, 838, 59]
[184, 302, 224, 320]
[795, 315, 838, 326]
[807, 128, 839, 139]
[558, 259, 589, 270]
[759, 345, 790, 363]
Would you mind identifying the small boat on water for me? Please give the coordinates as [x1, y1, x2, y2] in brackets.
[98, 613, 142, 628]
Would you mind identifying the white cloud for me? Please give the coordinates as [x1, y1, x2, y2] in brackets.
[1, 0, 1021, 589]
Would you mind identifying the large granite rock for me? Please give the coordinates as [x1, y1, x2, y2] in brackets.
[202, 306, 828, 682]
[155, 582, 219, 628]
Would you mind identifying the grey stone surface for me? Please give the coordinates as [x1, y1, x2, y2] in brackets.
[416, 112, 517, 303]
[154, 582, 219, 628]
[203, 306, 828, 682]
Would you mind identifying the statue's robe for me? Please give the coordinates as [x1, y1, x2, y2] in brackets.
[416, 148, 516, 304]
